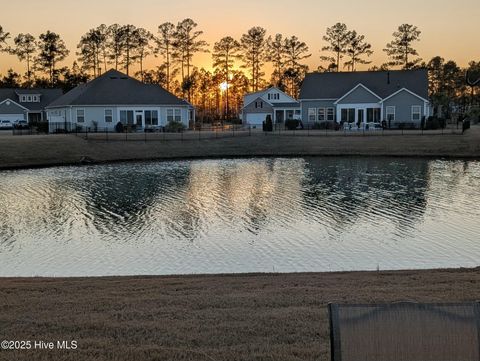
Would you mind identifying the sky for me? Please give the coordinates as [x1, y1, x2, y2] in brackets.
[1, 0, 479, 76]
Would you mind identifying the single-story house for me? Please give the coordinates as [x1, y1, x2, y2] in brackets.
[0, 88, 63, 124]
[299, 69, 431, 129]
[242, 87, 300, 126]
[46, 69, 194, 132]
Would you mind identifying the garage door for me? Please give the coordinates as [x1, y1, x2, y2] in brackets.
[0, 114, 25, 122]
[246, 113, 272, 125]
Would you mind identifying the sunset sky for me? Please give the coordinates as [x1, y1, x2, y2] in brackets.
[1, 0, 479, 76]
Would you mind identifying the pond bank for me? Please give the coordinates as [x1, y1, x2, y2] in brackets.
[1, 267, 479, 361]
[0, 126, 479, 170]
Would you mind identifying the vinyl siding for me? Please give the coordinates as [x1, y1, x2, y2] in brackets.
[337, 86, 381, 104]
[382, 90, 426, 126]
[300, 100, 336, 123]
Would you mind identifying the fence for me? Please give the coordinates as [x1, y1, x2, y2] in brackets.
[10, 121, 466, 140]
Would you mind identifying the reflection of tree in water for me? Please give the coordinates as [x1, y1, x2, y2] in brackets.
[302, 157, 429, 234]
[79, 164, 192, 240]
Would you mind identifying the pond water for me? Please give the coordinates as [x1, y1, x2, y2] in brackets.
[0, 157, 479, 277]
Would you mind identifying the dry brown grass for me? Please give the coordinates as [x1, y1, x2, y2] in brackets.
[0, 126, 479, 170]
[1, 268, 479, 361]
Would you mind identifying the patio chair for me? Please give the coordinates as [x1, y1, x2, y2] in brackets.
[328, 302, 480, 361]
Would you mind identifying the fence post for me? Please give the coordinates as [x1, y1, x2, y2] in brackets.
[249, 125, 251, 136]
[125, 129, 127, 141]
[233, 125, 235, 137]
[106, 127, 108, 142]
[145, 130, 147, 143]
[85, 127, 88, 140]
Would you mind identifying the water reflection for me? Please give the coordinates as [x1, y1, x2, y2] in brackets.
[0, 158, 479, 276]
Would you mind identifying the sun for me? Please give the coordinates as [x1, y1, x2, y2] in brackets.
[219, 81, 229, 91]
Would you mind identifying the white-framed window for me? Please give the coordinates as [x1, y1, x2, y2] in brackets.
[255, 101, 263, 108]
[21, 95, 27, 102]
[27, 95, 32, 102]
[317, 108, 325, 121]
[104, 109, 113, 123]
[145, 110, 159, 126]
[76, 109, 85, 123]
[386, 106, 395, 122]
[294, 109, 301, 115]
[327, 108, 335, 121]
[411, 105, 421, 121]
[341, 108, 355, 123]
[167, 109, 182, 122]
[308, 108, 316, 122]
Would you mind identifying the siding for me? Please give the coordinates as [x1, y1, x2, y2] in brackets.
[242, 97, 274, 122]
[382, 90, 426, 126]
[300, 100, 336, 123]
[337, 86, 381, 104]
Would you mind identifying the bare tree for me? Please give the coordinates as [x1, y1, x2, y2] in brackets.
[240, 26, 267, 92]
[107, 24, 124, 71]
[283, 35, 311, 96]
[132, 27, 154, 82]
[77, 26, 108, 77]
[212, 36, 241, 118]
[384, 24, 422, 69]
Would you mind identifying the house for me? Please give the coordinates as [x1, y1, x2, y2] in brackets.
[0, 88, 63, 124]
[299, 69, 431, 129]
[46, 69, 194, 132]
[242, 87, 300, 126]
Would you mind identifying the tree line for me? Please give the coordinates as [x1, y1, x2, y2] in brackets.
[0, 21, 478, 120]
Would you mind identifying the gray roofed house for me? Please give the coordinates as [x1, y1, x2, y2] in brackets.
[46, 69, 195, 132]
[299, 69, 431, 129]
[242, 87, 300, 126]
[0, 88, 63, 124]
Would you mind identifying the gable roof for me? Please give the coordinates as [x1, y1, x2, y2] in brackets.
[334, 83, 382, 104]
[0, 88, 63, 111]
[47, 69, 190, 108]
[299, 69, 428, 101]
[0, 98, 28, 114]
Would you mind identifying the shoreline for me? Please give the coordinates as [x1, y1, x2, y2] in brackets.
[0, 127, 479, 171]
[1, 267, 479, 361]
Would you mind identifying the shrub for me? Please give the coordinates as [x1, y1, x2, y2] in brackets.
[285, 119, 299, 130]
[165, 120, 185, 133]
[115, 122, 124, 133]
[264, 114, 273, 131]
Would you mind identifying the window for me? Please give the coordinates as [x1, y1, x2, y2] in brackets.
[27, 96, 32, 102]
[412, 106, 421, 121]
[386, 106, 395, 121]
[21, 95, 27, 102]
[367, 108, 381, 123]
[327, 108, 335, 121]
[120, 110, 134, 125]
[167, 109, 181, 122]
[341, 108, 355, 123]
[308, 108, 316, 122]
[104, 109, 113, 123]
[294, 109, 301, 115]
[145, 110, 159, 126]
[255, 101, 263, 108]
[317, 108, 325, 121]
[76, 109, 85, 123]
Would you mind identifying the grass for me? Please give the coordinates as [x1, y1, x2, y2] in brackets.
[0, 125, 479, 170]
[1, 268, 479, 361]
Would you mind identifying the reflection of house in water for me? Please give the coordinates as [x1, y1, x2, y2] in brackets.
[302, 157, 430, 235]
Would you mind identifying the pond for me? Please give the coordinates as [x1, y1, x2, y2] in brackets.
[0, 157, 479, 277]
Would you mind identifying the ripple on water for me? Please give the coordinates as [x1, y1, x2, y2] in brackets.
[0, 158, 479, 276]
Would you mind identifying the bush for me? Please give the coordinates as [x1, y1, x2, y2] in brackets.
[115, 122, 124, 133]
[32, 122, 49, 134]
[425, 116, 440, 130]
[165, 120, 185, 133]
[285, 119, 299, 130]
[264, 114, 273, 132]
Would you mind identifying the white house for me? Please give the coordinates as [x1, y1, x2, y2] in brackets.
[241, 87, 301, 126]
[46, 69, 195, 132]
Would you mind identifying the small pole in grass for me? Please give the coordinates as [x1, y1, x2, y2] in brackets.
[106, 127, 108, 142]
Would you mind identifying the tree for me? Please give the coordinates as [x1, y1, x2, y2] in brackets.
[283, 35, 310, 96]
[58, 62, 89, 92]
[344, 31, 373, 71]
[155, 22, 176, 91]
[36, 31, 70, 86]
[240, 26, 267, 92]
[0, 69, 21, 88]
[11, 33, 37, 84]
[212, 36, 241, 118]
[107, 24, 124, 70]
[384, 24, 422, 69]
[172, 19, 209, 101]
[0, 25, 10, 53]
[77, 24, 108, 77]
[77, 26, 108, 77]
[131, 27, 153, 82]
[266, 34, 286, 87]
[119, 24, 138, 76]
[466, 61, 480, 105]
[321, 23, 350, 72]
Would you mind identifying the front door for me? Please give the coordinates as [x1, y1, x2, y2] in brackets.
[357, 109, 364, 128]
